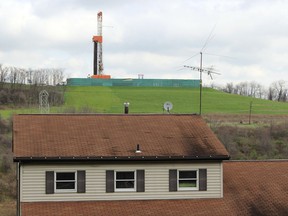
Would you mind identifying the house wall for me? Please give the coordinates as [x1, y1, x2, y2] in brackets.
[20, 161, 223, 202]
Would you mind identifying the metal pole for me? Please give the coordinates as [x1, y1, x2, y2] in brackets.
[199, 52, 203, 115]
[16, 162, 21, 216]
[249, 101, 253, 124]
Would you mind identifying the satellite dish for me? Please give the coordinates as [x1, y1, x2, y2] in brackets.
[163, 101, 173, 113]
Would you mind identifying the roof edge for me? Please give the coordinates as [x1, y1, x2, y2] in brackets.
[225, 159, 288, 163]
[14, 155, 230, 162]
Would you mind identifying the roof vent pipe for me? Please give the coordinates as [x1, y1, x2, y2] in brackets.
[124, 102, 130, 114]
[135, 144, 141, 153]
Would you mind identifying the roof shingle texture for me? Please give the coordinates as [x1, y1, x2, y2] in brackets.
[21, 160, 288, 216]
[13, 114, 229, 158]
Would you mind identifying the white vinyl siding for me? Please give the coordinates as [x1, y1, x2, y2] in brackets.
[20, 162, 223, 202]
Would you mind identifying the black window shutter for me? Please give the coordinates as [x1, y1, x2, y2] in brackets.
[77, 170, 86, 193]
[169, 169, 177, 192]
[45, 171, 54, 194]
[106, 170, 114, 193]
[199, 169, 207, 191]
[136, 170, 145, 192]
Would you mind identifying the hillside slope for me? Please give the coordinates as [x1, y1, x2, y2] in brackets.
[63, 86, 288, 115]
[1, 86, 288, 117]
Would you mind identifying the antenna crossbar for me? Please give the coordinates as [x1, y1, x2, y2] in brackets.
[183, 52, 221, 115]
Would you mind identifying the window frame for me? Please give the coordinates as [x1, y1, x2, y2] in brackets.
[54, 171, 77, 193]
[114, 170, 136, 192]
[177, 169, 199, 191]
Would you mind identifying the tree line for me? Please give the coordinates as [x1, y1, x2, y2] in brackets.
[0, 63, 65, 86]
[0, 63, 66, 107]
[217, 80, 288, 102]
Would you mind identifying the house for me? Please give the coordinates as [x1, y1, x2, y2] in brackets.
[13, 114, 288, 215]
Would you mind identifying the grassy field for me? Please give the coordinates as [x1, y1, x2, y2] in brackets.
[1, 86, 288, 118]
[62, 86, 288, 115]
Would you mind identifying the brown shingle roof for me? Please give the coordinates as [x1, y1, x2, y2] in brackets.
[13, 114, 229, 160]
[21, 160, 288, 216]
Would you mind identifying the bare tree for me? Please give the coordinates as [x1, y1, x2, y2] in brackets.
[52, 68, 65, 85]
[18, 68, 27, 85]
[224, 82, 234, 93]
[268, 87, 275, 101]
[249, 81, 257, 97]
[0, 64, 8, 84]
[269, 80, 287, 102]
[8, 66, 20, 89]
[255, 83, 265, 99]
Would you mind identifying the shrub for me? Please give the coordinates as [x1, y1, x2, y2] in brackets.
[1, 152, 13, 173]
[210, 121, 288, 160]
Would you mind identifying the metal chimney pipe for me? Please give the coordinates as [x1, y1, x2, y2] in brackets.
[124, 102, 129, 114]
[135, 144, 141, 153]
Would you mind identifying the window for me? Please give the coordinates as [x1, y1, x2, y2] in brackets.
[169, 169, 207, 192]
[106, 170, 145, 193]
[55, 172, 76, 192]
[115, 171, 135, 191]
[178, 170, 198, 190]
[46, 170, 86, 194]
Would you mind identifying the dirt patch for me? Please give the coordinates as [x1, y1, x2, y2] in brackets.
[0, 200, 16, 216]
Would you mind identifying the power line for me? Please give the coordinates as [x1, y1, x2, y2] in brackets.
[183, 24, 217, 63]
[183, 53, 199, 63]
[200, 24, 217, 53]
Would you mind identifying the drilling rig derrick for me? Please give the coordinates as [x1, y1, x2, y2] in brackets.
[92, 11, 104, 76]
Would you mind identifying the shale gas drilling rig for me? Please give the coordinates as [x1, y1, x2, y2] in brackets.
[91, 11, 111, 79]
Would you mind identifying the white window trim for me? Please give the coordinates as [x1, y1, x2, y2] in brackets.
[114, 170, 136, 192]
[177, 169, 199, 191]
[54, 171, 77, 193]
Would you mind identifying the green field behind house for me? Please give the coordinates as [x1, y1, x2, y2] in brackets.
[1, 86, 288, 118]
[63, 86, 288, 115]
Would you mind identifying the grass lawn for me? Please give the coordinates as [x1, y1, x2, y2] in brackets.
[63, 86, 288, 115]
[1, 86, 288, 118]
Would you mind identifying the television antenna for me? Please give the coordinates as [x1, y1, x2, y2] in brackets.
[184, 52, 220, 115]
[39, 90, 50, 114]
[163, 101, 173, 113]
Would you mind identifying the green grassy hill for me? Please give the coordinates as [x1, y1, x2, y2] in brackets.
[1, 86, 288, 117]
[62, 86, 288, 115]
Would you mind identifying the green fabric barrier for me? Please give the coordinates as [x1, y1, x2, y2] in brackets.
[67, 78, 200, 88]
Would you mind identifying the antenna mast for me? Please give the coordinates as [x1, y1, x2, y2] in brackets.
[200, 52, 203, 115]
[184, 52, 220, 115]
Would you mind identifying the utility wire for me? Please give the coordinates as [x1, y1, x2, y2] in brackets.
[200, 24, 217, 52]
[183, 53, 199, 63]
[183, 24, 217, 63]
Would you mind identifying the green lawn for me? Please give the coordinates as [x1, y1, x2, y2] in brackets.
[201, 88, 288, 114]
[63, 86, 199, 114]
[63, 86, 288, 115]
[1, 86, 288, 118]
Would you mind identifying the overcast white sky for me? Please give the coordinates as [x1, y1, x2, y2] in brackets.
[0, 0, 287, 87]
